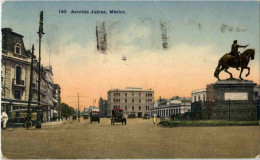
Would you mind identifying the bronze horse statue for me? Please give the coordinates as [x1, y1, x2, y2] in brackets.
[214, 49, 255, 80]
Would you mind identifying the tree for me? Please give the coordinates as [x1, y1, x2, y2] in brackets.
[60, 103, 75, 120]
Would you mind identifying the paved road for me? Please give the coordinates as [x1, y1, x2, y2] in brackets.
[1, 118, 260, 159]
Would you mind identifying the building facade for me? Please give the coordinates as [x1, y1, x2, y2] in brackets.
[107, 87, 154, 117]
[1, 28, 61, 122]
[1, 28, 37, 114]
[98, 97, 108, 117]
[150, 96, 191, 117]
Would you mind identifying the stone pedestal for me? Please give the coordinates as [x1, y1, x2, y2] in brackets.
[211, 79, 257, 120]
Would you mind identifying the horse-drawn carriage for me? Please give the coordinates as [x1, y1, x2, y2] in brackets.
[111, 108, 126, 125]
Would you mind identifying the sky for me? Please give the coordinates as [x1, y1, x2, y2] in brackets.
[1, 1, 259, 110]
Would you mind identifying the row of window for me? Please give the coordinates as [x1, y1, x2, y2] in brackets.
[113, 92, 153, 97]
[151, 108, 184, 117]
[194, 95, 206, 102]
[113, 105, 150, 111]
[113, 99, 153, 103]
[146, 93, 153, 97]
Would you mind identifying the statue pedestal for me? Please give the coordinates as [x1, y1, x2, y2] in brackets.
[212, 79, 257, 120]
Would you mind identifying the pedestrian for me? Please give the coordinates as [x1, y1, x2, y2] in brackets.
[153, 114, 156, 124]
[1, 111, 8, 130]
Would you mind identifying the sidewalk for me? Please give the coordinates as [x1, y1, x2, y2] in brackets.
[42, 119, 69, 126]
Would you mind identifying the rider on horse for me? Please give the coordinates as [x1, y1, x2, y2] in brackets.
[230, 40, 249, 70]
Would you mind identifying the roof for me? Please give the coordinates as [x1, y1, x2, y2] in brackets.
[108, 88, 153, 92]
[191, 88, 206, 94]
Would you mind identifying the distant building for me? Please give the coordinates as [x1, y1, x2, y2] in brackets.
[98, 97, 108, 117]
[107, 87, 154, 117]
[89, 106, 97, 112]
[150, 96, 191, 117]
[192, 83, 260, 120]
[53, 84, 61, 120]
[191, 88, 206, 103]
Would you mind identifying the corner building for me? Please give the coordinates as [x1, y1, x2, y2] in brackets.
[107, 87, 154, 117]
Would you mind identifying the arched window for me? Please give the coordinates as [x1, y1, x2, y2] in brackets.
[15, 43, 21, 54]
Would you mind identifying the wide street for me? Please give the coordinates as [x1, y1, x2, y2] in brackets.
[1, 118, 260, 159]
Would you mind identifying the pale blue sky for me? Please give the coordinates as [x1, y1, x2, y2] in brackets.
[2, 1, 259, 53]
[2, 1, 259, 106]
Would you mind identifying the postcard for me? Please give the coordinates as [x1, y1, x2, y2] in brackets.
[1, 0, 259, 159]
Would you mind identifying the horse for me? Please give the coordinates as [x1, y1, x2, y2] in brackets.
[214, 49, 255, 80]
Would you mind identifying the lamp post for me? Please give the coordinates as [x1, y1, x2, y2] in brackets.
[36, 11, 45, 129]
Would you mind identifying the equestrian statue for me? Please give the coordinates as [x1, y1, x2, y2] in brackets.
[214, 40, 255, 80]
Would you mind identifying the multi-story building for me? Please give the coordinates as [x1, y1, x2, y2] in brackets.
[1, 28, 37, 114]
[150, 96, 191, 117]
[1, 28, 61, 122]
[107, 87, 154, 117]
[53, 84, 61, 120]
[98, 97, 108, 117]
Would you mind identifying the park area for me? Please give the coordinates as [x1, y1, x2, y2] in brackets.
[1, 118, 260, 159]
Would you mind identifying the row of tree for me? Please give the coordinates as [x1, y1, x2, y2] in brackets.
[60, 103, 75, 120]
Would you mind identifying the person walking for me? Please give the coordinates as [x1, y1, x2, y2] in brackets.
[1, 111, 8, 130]
[153, 114, 157, 124]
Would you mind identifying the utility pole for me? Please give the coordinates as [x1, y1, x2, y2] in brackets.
[36, 11, 45, 129]
[78, 92, 80, 122]
[26, 45, 34, 129]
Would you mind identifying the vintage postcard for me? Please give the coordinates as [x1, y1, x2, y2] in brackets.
[1, 0, 259, 159]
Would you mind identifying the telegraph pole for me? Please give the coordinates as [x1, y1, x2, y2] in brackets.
[36, 11, 45, 129]
[26, 45, 34, 129]
[78, 92, 80, 122]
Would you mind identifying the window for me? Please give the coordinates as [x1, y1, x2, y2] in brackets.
[132, 106, 134, 111]
[14, 90, 21, 99]
[125, 93, 127, 97]
[132, 93, 134, 96]
[146, 93, 147, 97]
[132, 99, 134, 103]
[198, 96, 201, 101]
[139, 106, 141, 111]
[139, 99, 141, 103]
[15, 43, 21, 54]
[194, 96, 196, 102]
[125, 106, 127, 110]
[125, 99, 127, 102]
[139, 93, 141, 97]
[16, 66, 22, 84]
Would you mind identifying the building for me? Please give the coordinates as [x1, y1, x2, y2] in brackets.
[89, 106, 97, 112]
[1, 28, 37, 114]
[150, 96, 191, 117]
[1, 28, 61, 122]
[53, 84, 61, 120]
[107, 87, 154, 117]
[98, 97, 108, 117]
[191, 88, 206, 103]
[191, 88, 208, 118]
[192, 83, 259, 120]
